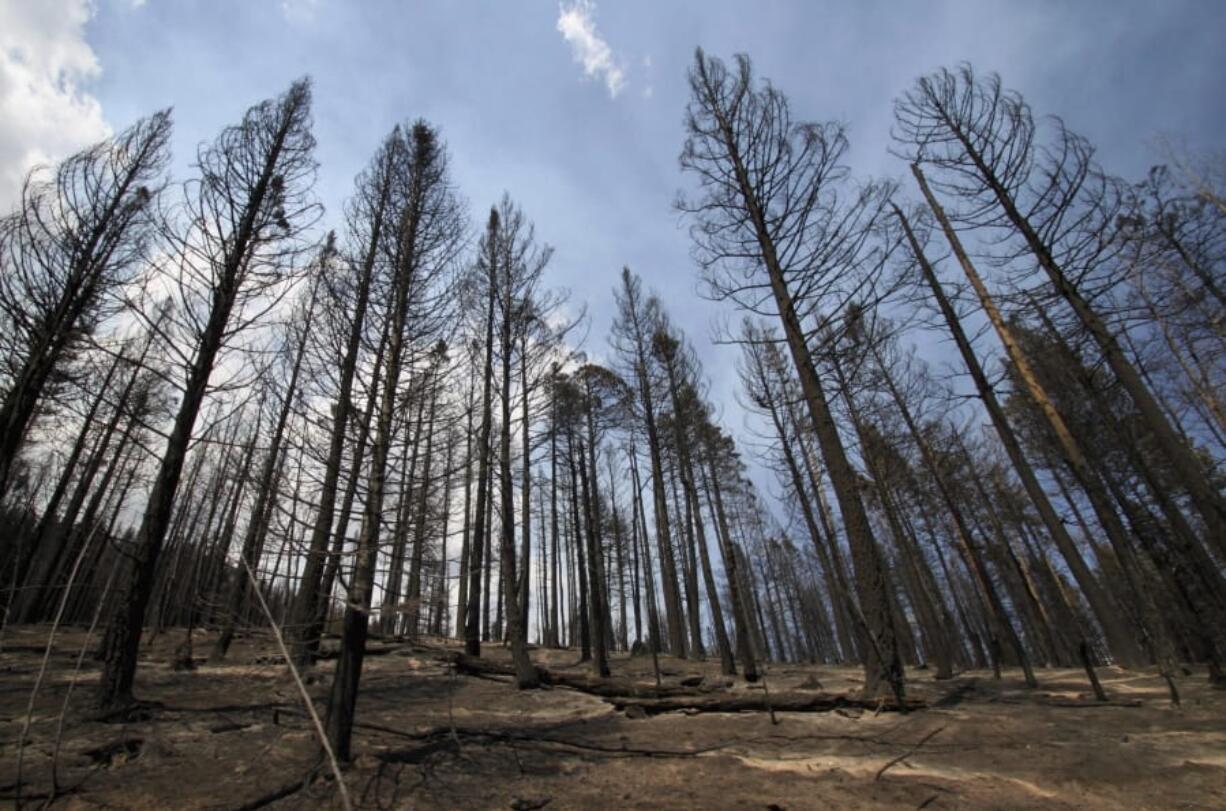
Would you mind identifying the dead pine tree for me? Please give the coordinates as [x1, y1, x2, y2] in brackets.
[574, 363, 628, 677]
[653, 325, 736, 676]
[96, 80, 318, 711]
[0, 112, 171, 502]
[894, 65, 1226, 563]
[611, 268, 689, 658]
[514, 265, 579, 639]
[679, 49, 905, 702]
[892, 206, 1041, 687]
[211, 244, 329, 662]
[289, 130, 403, 666]
[325, 121, 463, 760]
[736, 325, 860, 666]
[696, 424, 759, 681]
[904, 163, 1150, 668]
[463, 210, 501, 659]
[492, 196, 550, 686]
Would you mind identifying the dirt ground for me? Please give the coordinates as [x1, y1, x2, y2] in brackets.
[1, 624, 1223, 810]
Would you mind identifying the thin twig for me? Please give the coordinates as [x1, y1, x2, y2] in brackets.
[446, 660, 463, 754]
[875, 726, 946, 781]
[760, 671, 778, 725]
[15, 520, 106, 808]
[0, 534, 24, 653]
[49, 553, 122, 801]
[240, 556, 352, 811]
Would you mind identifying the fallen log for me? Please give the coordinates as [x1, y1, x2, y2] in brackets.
[610, 692, 924, 716]
[450, 653, 925, 713]
[451, 653, 714, 699]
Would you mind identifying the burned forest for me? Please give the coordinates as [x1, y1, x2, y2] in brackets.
[1, 13, 1224, 811]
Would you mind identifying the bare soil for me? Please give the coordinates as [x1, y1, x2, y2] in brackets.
[2, 625, 1223, 810]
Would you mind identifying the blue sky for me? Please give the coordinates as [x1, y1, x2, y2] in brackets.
[3, 0, 1223, 505]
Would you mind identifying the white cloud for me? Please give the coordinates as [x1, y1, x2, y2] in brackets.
[556, 0, 625, 99]
[0, 0, 110, 209]
[280, 0, 321, 25]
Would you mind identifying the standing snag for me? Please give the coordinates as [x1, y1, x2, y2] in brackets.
[0, 112, 171, 502]
[96, 80, 317, 711]
[679, 49, 905, 702]
[325, 121, 465, 759]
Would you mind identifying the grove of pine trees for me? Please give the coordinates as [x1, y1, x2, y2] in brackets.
[2, 50, 1223, 772]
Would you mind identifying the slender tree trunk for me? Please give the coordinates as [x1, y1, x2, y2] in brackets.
[619, 273, 687, 657]
[895, 203, 1134, 680]
[313, 319, 388, 647]
[669, 454, 705, 658]
[628, 443, 661, 654]
[909, 172, 1152, 666]
[606, 455, 631, 652]
[465, 212, 499, 659]
[578, 439, 610, 676]
[701, 453, 759, 681]
[567, 434, 591, 660]
[213, 277, 317, 660]
[14, 344, 126, 619]
[549, 406, 561, 646]
[290, 147, 390, 664]
[627, 459, 644, 647]
[326, 123, 444, 759]
[456, 367, 476, 638]
[660, 350, 734, 673]
[518, 333, 533, 634]
[433, 428, 456, 637]
[405, 365, 441, 638]
[496, 295, 536, 685]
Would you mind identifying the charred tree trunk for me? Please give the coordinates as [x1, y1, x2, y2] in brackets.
[464, 211, 500, 659]
[289, 138, 392, 666]
[96, 84, 311, 709]
[213, 273, 319, 661]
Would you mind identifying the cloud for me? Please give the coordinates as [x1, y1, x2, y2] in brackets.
[0, 0, 110, 209]
[280, 0, 321, 25]
[556, 0, 625, 99]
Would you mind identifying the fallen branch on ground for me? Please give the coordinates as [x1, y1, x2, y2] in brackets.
[450, 653, 723, 699]
[612, 692, 925, 716]
[239, 556, 352, 811]
[876, 726, 946, 780]
[370, 724, 735, 760]
[450, 652, 925, 713]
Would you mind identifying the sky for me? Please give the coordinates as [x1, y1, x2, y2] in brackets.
[2, 0, 1224, 507]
